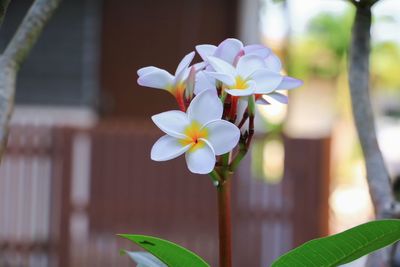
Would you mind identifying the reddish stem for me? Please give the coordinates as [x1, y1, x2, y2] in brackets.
[237, 110, 249, 129]
[217, 176, 232, 267]
[246, 115, 255, 149]
[229, 96, 239, 121]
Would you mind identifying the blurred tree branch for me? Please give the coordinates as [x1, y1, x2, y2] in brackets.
[0, 0, 61, 159]
[348, 0, 400, 265]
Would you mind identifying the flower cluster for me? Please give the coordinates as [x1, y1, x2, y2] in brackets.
[138, 38, 302, 174]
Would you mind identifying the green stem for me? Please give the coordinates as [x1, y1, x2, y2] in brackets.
[220, 89, 227, 104]
[229, 142, 247, 172]
[209, 169, 221, 187]
[221, 152, 230, 168]
[248, 95, 255, 116]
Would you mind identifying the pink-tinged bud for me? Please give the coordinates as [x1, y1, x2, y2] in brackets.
[232, 49, 245, 67]
[185, 66, 196, 102]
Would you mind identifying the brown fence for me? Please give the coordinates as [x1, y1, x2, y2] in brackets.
[0, 125, 55, 266]
[0, 121, 330, 267]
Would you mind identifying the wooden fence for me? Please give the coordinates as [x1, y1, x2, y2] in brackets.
[0, 121, 330, 267]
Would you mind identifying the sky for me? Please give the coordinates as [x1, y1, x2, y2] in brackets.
[261, 0, 400, 43]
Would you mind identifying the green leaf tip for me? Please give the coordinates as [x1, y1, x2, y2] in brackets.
[119, 234, 210, 267]
[271, 219, 400, 267]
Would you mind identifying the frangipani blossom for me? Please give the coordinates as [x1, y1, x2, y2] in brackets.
[244, 44, 303, 104]
[255, 76, 304, 105]
[151, 90, 240, 174]
[205, 55, 282, 96]
[196, 38, 303, 101]
[196, 38, 244, 66]
[194, 39, 244, 95]
[137, 52, 196, 109]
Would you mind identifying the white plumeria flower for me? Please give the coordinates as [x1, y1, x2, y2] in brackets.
[244, 44, 303, 104]
[204, 55, 282, 96]
[151, 90, 240, 174]
[197, 38, 303, 102]
[196, 38, 244, 66]
[137, 51, 196, 98]
[194, 39, 244, 95]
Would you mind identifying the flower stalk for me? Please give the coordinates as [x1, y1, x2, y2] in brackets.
[140, 38, 302, 266]
[216, 172, 233, 267]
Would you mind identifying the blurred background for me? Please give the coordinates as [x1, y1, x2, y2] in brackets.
[0, 0, 399, 266]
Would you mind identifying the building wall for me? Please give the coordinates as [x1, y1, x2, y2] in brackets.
[99, 0, 238, 118]
[0, 0, 101, 108]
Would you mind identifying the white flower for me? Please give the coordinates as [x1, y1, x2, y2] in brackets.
[204, 55, 283, 96]
[196, 38, 244, 66]
[151, 90, 240, 174]
[244, 44, 303, 104]
[196, 38, 303, 101]
[194, 39, 244, 95]
[137, 51, 196, 98]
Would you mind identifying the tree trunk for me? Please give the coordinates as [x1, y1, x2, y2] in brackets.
[348, 1, 399, 266]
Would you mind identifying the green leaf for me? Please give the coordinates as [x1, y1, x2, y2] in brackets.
[271, 219, 400, 267]
[118, 234, 210, 267]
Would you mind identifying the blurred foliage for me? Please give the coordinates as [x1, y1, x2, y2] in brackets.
[371, 42, 400, 91]
[308, 12, 353, 59]
[290, 11, 354, 80]
[289, 8, 400, 91]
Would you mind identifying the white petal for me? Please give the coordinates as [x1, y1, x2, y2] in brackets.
[251, 69, 283, 94]
[194, 71, 216, 95]
[244, 44, 271, 58]
[187, 89, 223, 125]
[215, 38, 243, 64]
[196, 44, 217, 61]
[126, 251, 167, 267]
[225, 87, 255, 96]
[256, 97, 271, 105]
[174, 67, 190, 85]
[207, 56, 236, 77]
[138, 69, 174, 90]
[203, 120, 240, 155]
[266, 92, 288, 104]
[175, 51, 195, 76]
[203, 71, 235, 86]
[137, 66, 160, 77]
[151, 135, 190, 161]
[276, 76, 303, 90]
[193, 61, 207, 71]
[235, 98, 249, 124]
[151, 110, 190, 139]
[185, 143, 216, 174]
[237, 54, 266, 78]
[265, 53, 282, 72]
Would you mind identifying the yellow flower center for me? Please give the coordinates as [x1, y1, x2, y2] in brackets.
[179, 121, 209, 152]
[230, 76, 249, 90]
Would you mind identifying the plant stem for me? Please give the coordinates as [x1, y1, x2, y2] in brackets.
[230, 141, 247, 172]
[217, 172, 232, 267]
[209, 169, 221, 186]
